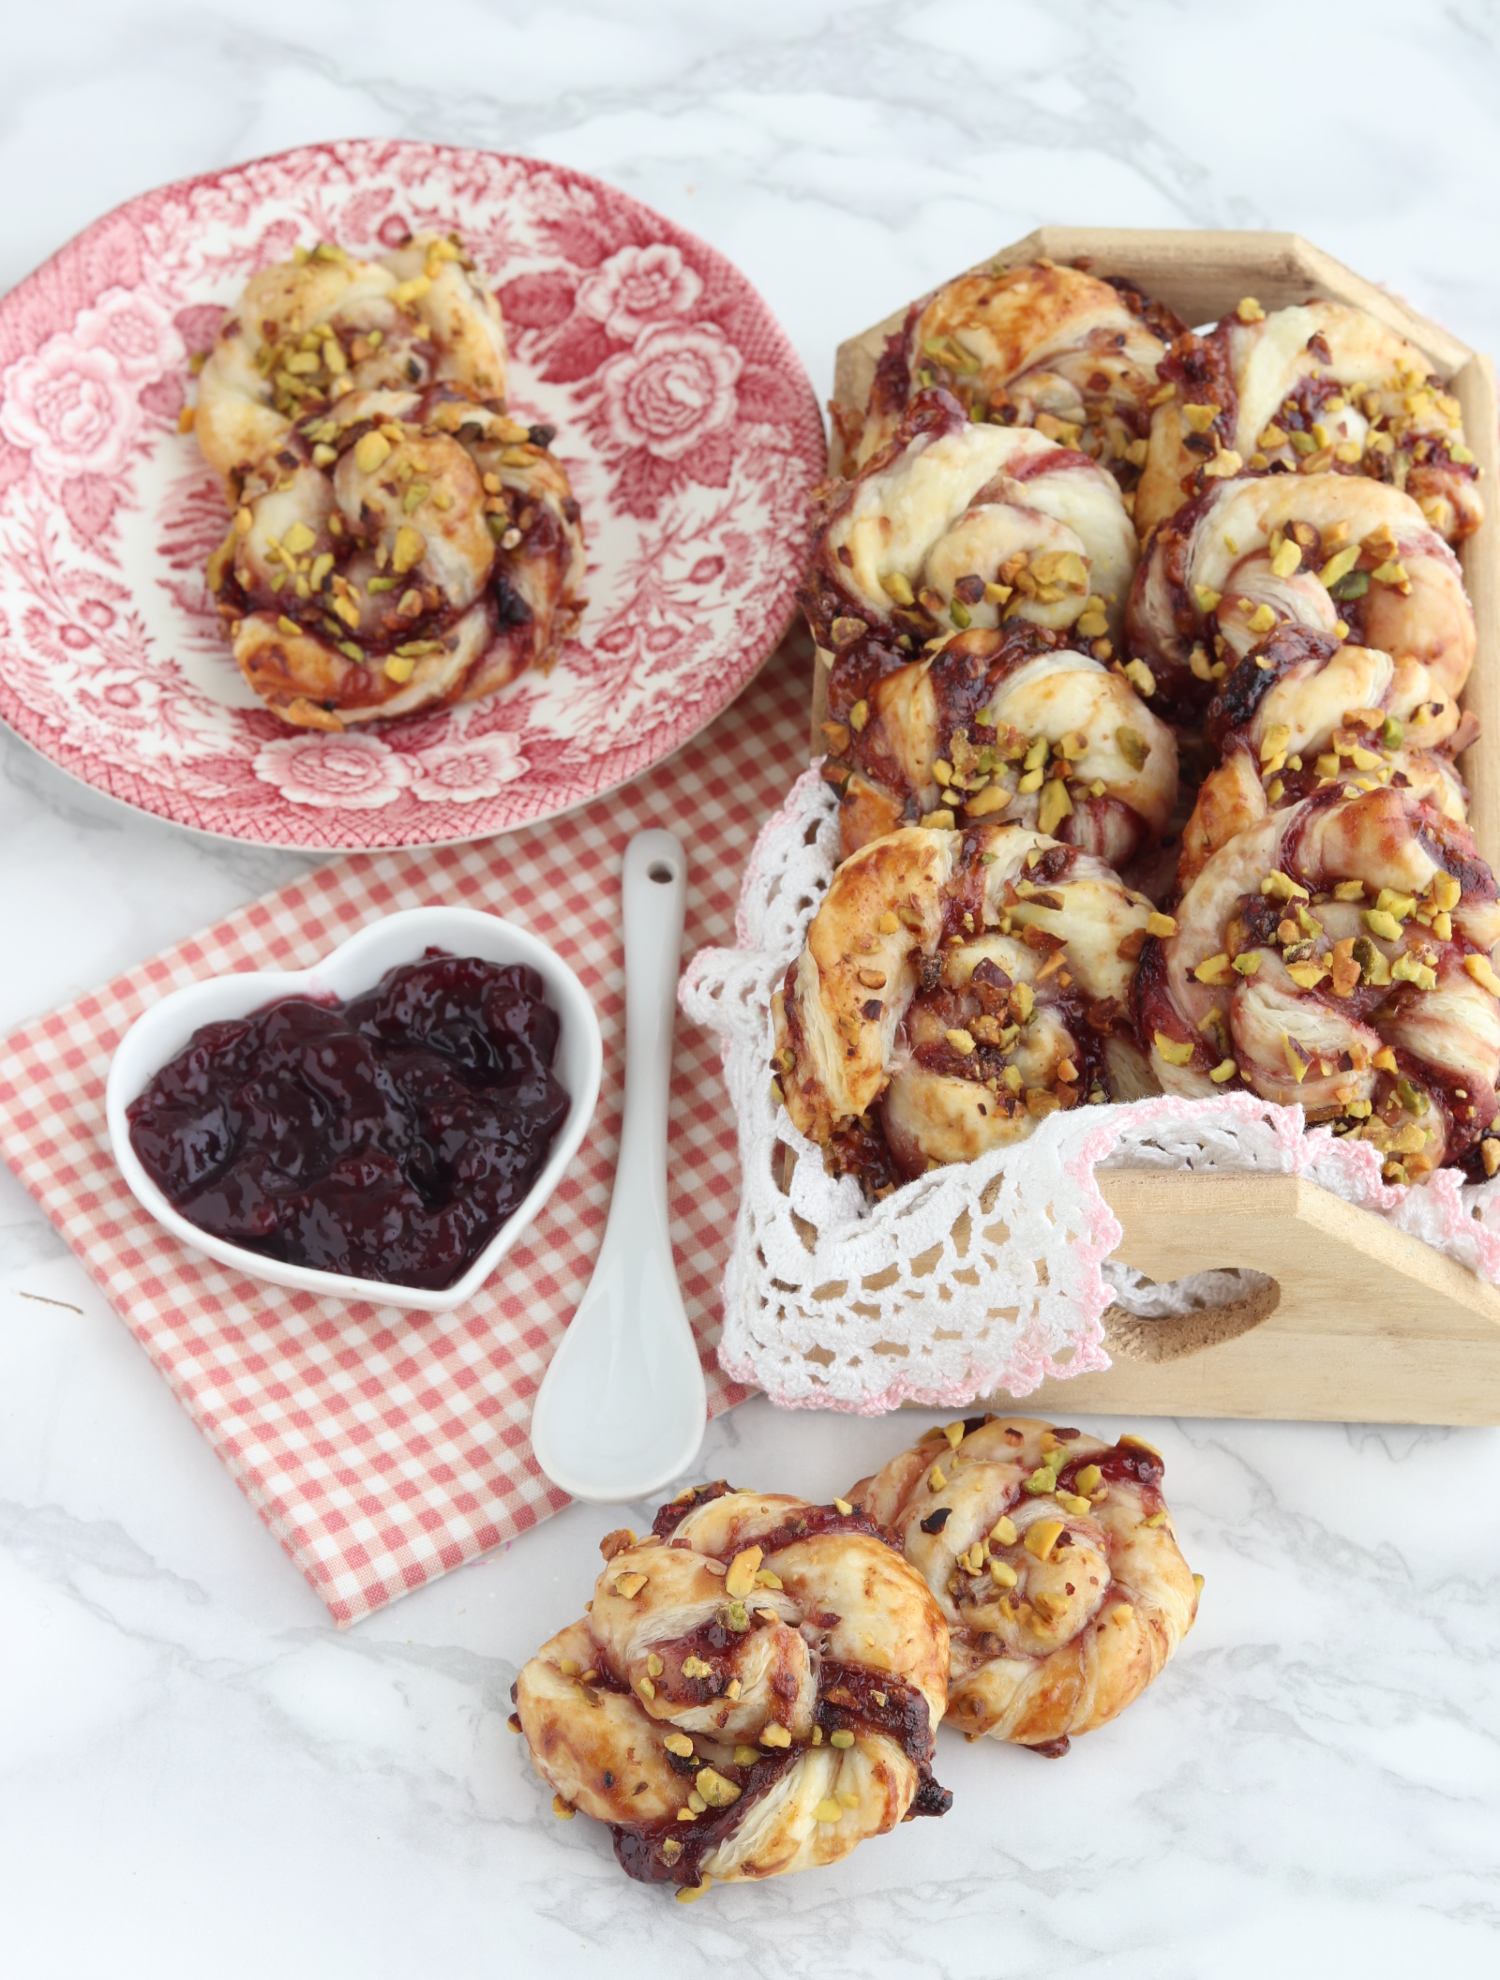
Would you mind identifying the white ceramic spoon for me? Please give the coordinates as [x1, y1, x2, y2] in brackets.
[530, 830, 707, 1502]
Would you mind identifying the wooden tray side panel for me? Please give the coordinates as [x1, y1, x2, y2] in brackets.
[1012, 1172, 1500, 1426]
[1455, 353, 1500, 872]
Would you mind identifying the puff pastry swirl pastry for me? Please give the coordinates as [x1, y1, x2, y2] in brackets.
[851, 1416, 1199, 1752]
[512, 1484, 951, 1896]
[825, 621, 1177, 871]
[206, 384, 585, 728]
[1125, 472, 1475, 724]
[805, 387, 1140, 676]
[772, 822, 1157, 1188]
[1134, 785, 1500, 1180]
[1178, 623, 1468, 888]
[843, 261, 1181, 494]
[1135, 296, 1483, 543]
[196, 233, 507, 489]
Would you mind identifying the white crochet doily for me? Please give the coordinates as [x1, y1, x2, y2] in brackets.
[679, 765, 1500, 1413]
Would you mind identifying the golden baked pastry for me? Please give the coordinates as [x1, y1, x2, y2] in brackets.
[1178, 624, 1469, 888]
[511, 1483, 951, 1897]
[1125, 473, 1475, 724]
[206, 384, 585, 729]
[1136, 296, 1483, 542]
[1134, 785, 1500, 1180]
[824, 621, 1177, 871]
[772, 823, 1157, 1190]
[196, 233, 507, 489]
[805, 388, 1140, 668]
[851, 1416, 1200, 1752]
[843, 261, 1181, 495]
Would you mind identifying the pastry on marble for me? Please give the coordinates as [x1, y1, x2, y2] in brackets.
[196, 232, 507, 489]
[839, 261, 1182, 498]
[803, 387, 1140, 673]
[823, 619, 1177, 870]
[1177, 623, 1469, 889]
[510, 1482, 952, 1898]
[771, 822, 1158, 1191]
[1135, 295, 1483, 542]
[1134, 785, 1500, 1181]
[1124, 472, 1476, 725]
[205, 384, 585, 729]
[850, 1415, 1200, 1753]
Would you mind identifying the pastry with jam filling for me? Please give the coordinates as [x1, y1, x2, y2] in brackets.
[511, 1483, 951, 1898]
[205, 383, 585, 729]
[772, 822, 1159, 1194]
[1135, 296, 1484, 543]
[839, 261, 1182, 504]
[851, 1416, 1200, 1753]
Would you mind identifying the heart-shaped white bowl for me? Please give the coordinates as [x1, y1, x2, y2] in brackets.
[106, 906, 602, 1311]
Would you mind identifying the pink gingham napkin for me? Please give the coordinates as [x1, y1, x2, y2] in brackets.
[0, 637, 811, 1625]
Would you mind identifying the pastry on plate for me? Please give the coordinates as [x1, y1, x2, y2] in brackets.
[1177, 623, 1469, 888]
[206, 384, 585, 729]
[511, 1483, 951, 1897]
[772, 823, 1158, 1190]
[1124, 473, 1475, 725]
[841, 260, 1181, 496]
[196, 232, 507, 489]
[804, 387, 1140, 670]
[850, 1416, 1200, 1752]
[1134, 786, 1500, 1180]
[824, 620, 1177, 870]
[1135, 296, 1483, 542]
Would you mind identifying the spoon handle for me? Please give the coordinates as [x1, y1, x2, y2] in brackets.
[604, 830, 687, 1256]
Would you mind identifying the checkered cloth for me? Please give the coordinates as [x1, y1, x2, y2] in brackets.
[0, 635, 811, 1626]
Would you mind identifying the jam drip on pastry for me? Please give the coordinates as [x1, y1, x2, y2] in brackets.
[511, 1486, 951, 1894]
[850, 1416, 1200, 1750]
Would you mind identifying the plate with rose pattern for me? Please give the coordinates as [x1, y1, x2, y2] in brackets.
[0, 140, 825, 848]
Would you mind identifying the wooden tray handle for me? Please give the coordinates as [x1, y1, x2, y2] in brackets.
[1102, 1273, 1280, 1364]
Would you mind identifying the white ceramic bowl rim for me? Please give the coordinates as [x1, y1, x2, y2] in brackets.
[105, 906, 603, 1312]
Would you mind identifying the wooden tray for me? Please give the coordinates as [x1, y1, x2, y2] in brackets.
[814, 227, 1500, 1426]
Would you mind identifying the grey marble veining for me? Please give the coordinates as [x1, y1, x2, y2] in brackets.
[3, 3, 1500, 1971]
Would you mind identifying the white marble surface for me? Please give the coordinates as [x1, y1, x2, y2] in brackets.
[3, 2, 1500, 1971]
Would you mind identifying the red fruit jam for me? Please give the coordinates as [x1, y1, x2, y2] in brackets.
[126, 951, 570, 1291]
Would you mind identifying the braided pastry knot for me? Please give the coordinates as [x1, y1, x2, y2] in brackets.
[772, 823, 1158, 1190]
[1125, 473, 1474, 725]
[826, 619, 1176, 869]
[1136, 296, 1483, 542]
[1134, 785, 1500, 1181]
[206, 384, 585, 729]
[196, 232, 507, 488]
[844, 259, 1182, 491]
[1178, 624, 1468, 888]
[512, 1485, 951, 1895]
[803, 387, 1139, 665]
[851, 1416, 1199, 1752]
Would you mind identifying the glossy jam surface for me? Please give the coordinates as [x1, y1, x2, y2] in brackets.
[127, 952, 569, 1290]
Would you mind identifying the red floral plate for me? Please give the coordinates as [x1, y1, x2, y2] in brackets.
[0, 140, 825, 848]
